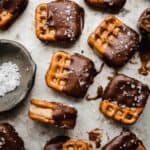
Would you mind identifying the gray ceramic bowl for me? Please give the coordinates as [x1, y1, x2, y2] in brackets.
[0, 39, 36, 112]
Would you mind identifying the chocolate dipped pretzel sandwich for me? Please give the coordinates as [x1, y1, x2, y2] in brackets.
[44, 136, 89, 150]
[28, 99, 77, 129]
[138, 8, 150, 40]
[100, 74, 150, 125]
[0, 0, 28, 29]
[85, 0, 126, 12]
[45, 51, 97, 98]
[35, 0, 84, 43]
[102, 129, 146, 150]
[0, 123, 25, 150]
[88, 16, 140, 67]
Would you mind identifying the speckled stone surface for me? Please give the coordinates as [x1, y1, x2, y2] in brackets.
[0, 0, 149, 149]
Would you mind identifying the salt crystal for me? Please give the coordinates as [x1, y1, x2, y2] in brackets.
[0, 62, 21, 97]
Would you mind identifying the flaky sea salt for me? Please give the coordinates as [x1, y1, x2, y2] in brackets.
[0, 62, 21, 97]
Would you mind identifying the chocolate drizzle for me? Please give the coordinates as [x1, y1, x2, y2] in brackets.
[48, 0, 84, 42]
[86, 86, 103, 101]
[103, 74, 150, 107]
[102, 129, 145, 150]
[0, 123, 25, 150]
[44, 136, 70, 150]
[52, 103, 77, 129]
[63, 53, 97, 97]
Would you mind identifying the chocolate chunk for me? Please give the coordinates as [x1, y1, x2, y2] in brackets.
[44, 136, 70, 150]
[102, 129, 145, 150]
[103, 74, 150, 107]
[48, 0, 84, 42]
[85, 0, 126, 12]
[138, 8, 150, 40]
[0, 123, 25, 150]
[63, 53, 97, 97]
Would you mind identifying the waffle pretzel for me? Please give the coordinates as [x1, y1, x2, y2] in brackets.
[88, 16, 123, 56]
[46, 51, 71, 92]
[88, 16, 140, 67]
[28, 99, 77, 129]
[100, 100, 143, 124]
[35, 1, 84, 42]
[35, 3, 55, 41]
[63, 139, 89, 150]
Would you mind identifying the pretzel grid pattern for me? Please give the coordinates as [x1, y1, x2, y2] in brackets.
[0, 10, 13, 27]
[46, 51, 71, 91]
[100, 100, 143, 124]
[35, 3, 55, 41]
[63, 139, 88, 150]
[88, 16, 123, 54]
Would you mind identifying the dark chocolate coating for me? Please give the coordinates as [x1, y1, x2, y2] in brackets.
[138, 8, 150, 39]
[0, 0, 28, 14]
[44, 136, 70, 150]
[138, 38, 150, 75]
[85, 0, 126, 12]
[0, 123, 25, 150]
[51, 102, 77, 129]
[102, 129, 145, 150]
[63, 53, 97, 97]
[48, 0, 84, 42]
[103, 74, 150, 107]
[0, 0, 28, 28]
[104, 25, 140, 67]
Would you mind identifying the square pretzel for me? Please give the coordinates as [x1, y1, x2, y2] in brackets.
[45, 51, 97, 97]
[100, 74, 149, 124]
[63, 139, 89, 150]
[35, 0, 84, 43]
[88, 16, 140, 67]
[28, 99, 77, 129]
[0, 0, 28, 29]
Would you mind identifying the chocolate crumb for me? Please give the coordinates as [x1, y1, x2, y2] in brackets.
[88, 128, 102, 148]
[81, 50, 84, 54]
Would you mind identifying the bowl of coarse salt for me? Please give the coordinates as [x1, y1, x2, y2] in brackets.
[0, 39, 36, 112]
